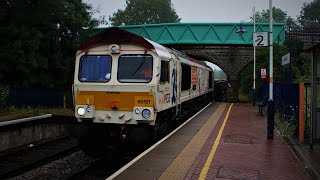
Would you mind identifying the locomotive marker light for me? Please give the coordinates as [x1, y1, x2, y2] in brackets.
[134, 108, 140, 114]
[86, 106, 92, 113]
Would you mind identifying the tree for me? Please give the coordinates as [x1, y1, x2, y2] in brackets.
[238, 7, 314, 101]
[109, 0, 180, 26]
[0, 0, 98, 89]
[252, 7, 299, 30]
[298, 0, 320, 28]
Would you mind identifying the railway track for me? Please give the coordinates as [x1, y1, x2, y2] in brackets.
[0, 113, 80, 179]
[66, 144, 148, 180]
[0, 137, 80, 179]
[0, 114, 118, 180]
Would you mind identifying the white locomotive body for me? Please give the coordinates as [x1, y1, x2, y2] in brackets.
[73, 27, 214, 126]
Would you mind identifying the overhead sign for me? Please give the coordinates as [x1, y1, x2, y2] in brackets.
[253, 32, 269, 47]
[261, 68, 267, 79]
[282, 53, 291, 65]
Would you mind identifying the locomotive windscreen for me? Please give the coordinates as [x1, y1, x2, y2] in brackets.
[117, 55, 153, 83]
[79, 55, 112, 82]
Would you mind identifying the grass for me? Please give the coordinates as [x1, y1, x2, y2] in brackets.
[275, 113, 296, 138]
[238, 89, 250, 103]
[0, 106, 74, 122]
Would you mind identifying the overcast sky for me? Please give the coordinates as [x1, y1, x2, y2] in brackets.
[83, 0, 313, 71]
[85, 0, 313, 25]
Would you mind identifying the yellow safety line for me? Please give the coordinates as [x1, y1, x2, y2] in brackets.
[198, 103, 234, 180]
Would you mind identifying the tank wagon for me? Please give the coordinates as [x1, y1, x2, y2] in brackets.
[72, 27, 214, 154]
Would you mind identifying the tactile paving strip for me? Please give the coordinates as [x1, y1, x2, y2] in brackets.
[158, 103, 227, 180]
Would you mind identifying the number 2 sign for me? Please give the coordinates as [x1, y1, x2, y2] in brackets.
[253, 32, 269, 47]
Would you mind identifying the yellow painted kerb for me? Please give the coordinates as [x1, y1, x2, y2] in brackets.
[198, 103, 234, 180]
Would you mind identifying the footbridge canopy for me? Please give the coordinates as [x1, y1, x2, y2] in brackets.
[95, 22, 286, 46]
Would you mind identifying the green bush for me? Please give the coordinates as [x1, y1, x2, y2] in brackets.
[0, 85, 9, 108]
[276, 113, 297, 137]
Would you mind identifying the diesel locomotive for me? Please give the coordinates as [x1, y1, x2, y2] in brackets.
[72, 27, 214, 155]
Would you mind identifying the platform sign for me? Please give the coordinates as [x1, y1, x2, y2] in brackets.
[282, 53, 290, 65]
[261, 68, 267, 79]
[253, 32, 268, 47]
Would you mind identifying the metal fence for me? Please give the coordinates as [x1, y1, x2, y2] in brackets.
[304, 83, 312, 138]
[258, 82, 300, 135]
[0, 84, 64, 108]
[257, 82, 317, 140]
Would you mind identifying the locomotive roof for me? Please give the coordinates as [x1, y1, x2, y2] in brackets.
[78, 27, 208, 68]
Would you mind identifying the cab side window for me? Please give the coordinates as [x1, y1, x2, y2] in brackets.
[181, 63, 191, 90]
[160, 60, 169, 83]
[209, 72, 213, 89]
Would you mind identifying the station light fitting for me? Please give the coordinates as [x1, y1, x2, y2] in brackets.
[236, 23, 247, 35]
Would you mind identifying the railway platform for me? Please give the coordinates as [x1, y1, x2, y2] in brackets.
[109, 103, 311, 180]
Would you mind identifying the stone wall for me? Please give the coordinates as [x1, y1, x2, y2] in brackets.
[0, 122, 70, 152]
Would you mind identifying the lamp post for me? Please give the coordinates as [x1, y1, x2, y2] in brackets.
[252, 6, 256, 106]
[267, 0, 275, 139]
[236, 8, 256, 105]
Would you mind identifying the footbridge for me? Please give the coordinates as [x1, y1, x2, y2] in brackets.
[96, 23, 286, 102]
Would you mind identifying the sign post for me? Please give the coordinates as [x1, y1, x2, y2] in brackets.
[253, 32, 269, 47]
[252, 30, 268, 106]
[281, 53, 290, 65]
[253, 7, 256, 106]
[267, 0, 275, 140]
[282, 53, 292, 83]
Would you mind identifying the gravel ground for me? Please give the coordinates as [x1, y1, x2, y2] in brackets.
[10, 151, 97, 180]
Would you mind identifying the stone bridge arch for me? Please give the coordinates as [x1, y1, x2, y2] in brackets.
[172, 46, 254, 102]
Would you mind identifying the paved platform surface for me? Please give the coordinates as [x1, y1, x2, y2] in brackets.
[290, 137, 320, 179]
[113, 103, 311, 180]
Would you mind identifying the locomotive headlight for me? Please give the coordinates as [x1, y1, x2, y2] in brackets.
[109, 44, 120, 54]
[142, 109, 151, 119]
[86, 106, 92, 113]
[134, 108, 140, 114]
[77, 107, 85, 116]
